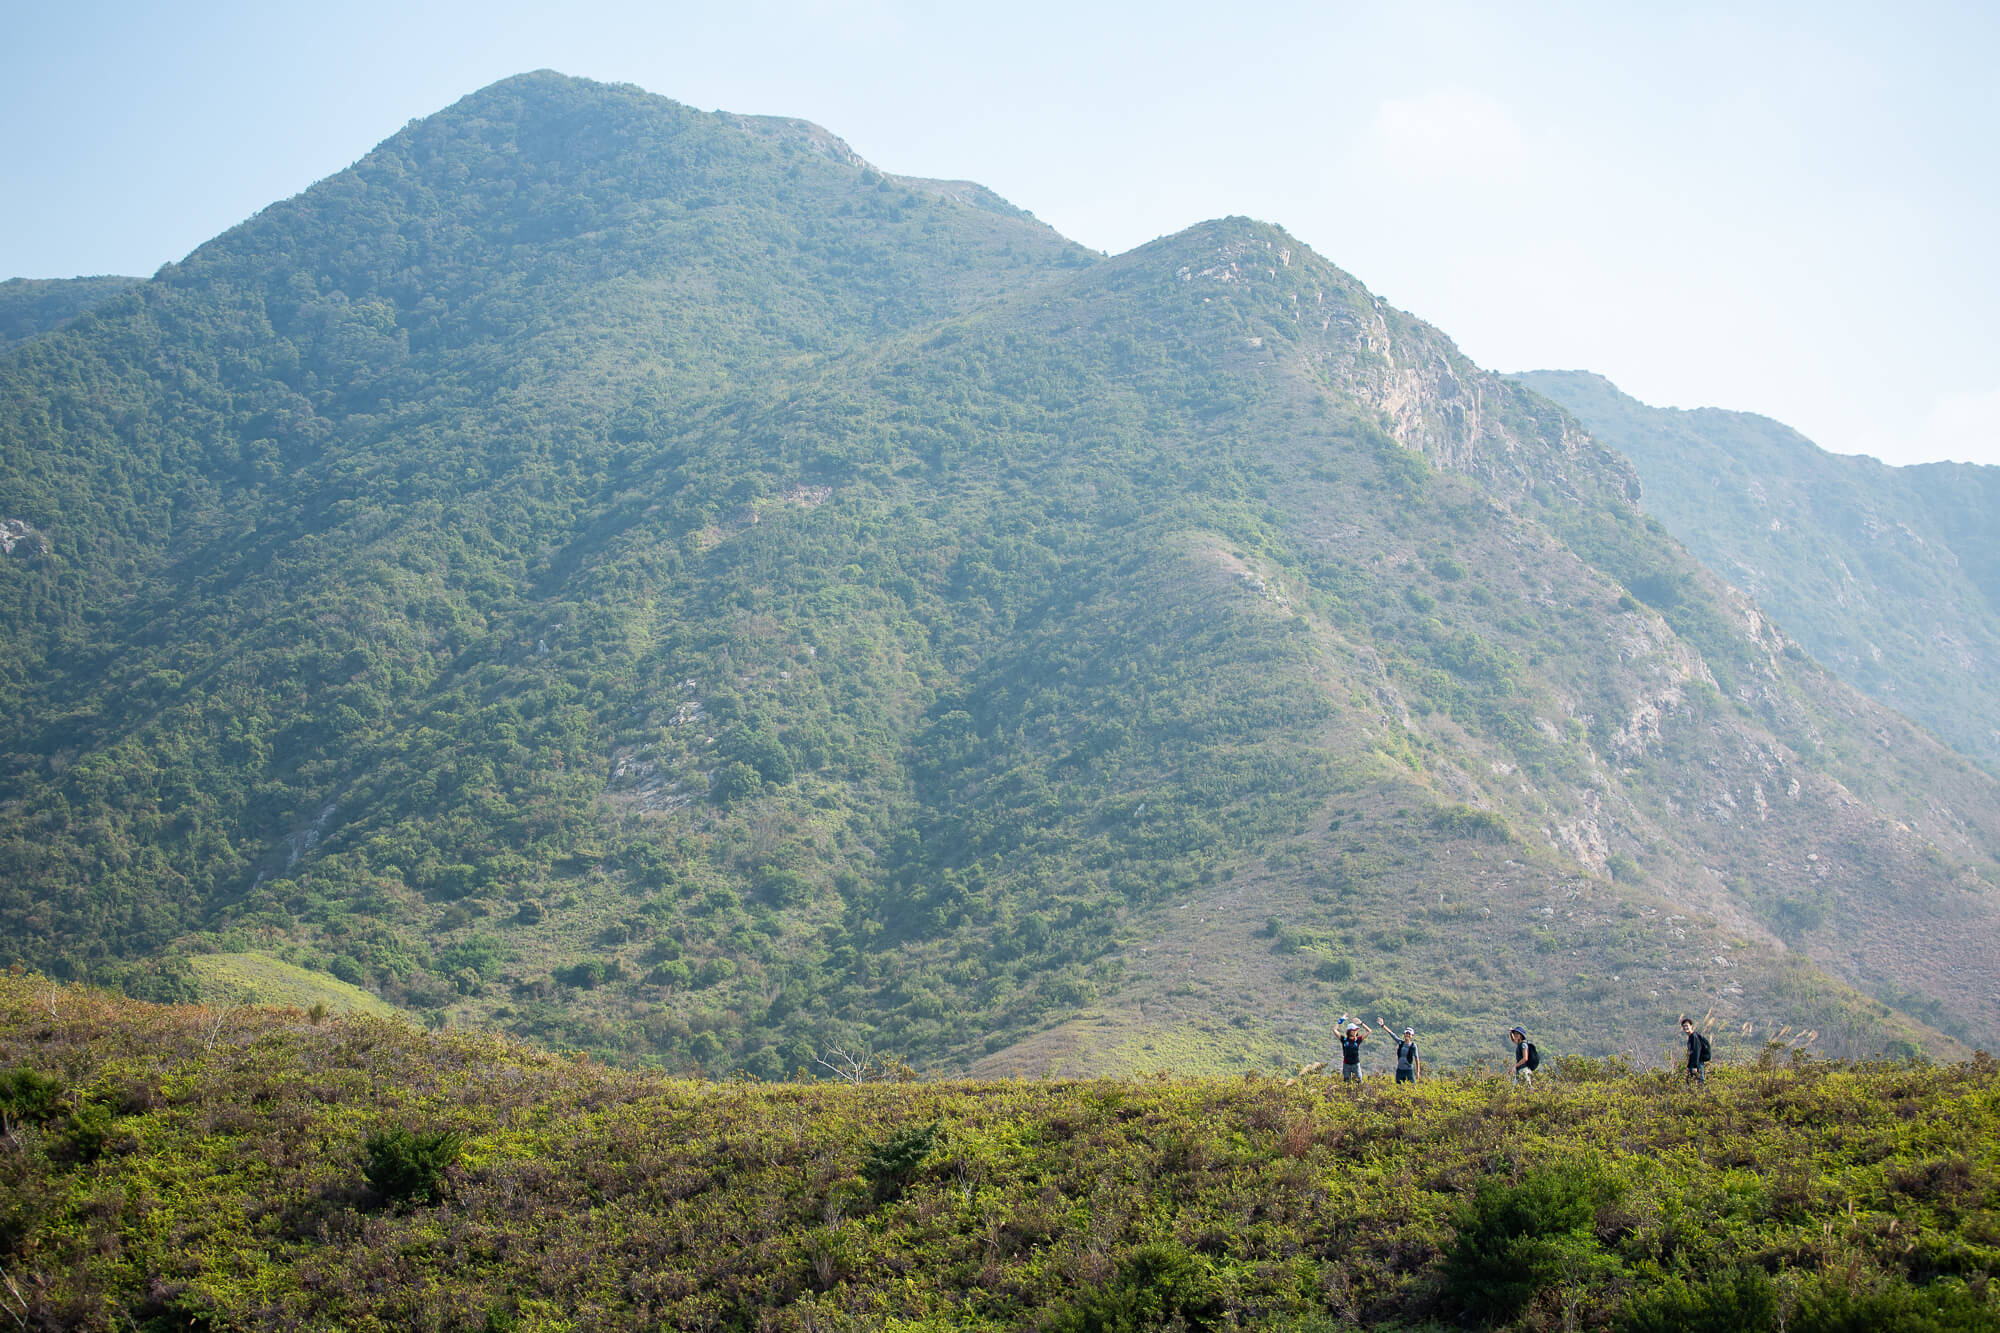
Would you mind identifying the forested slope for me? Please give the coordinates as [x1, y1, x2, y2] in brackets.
[2, 75, 1997, 1076]
[1518, 370, 2000, 777]
[0, 275, 140, 347]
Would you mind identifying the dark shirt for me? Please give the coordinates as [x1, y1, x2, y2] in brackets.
[1339, 1035, 1363, 1066]
[1686, 1030, 1703, 1068]
[1514, 1040, 1527, 1067]
[1396, 1040, 1418, 1071]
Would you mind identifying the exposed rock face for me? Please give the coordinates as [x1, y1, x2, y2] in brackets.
[1520, 369, 2000, 779]
[1174, 228, 1641, 507]
[0, 519, 48, 558]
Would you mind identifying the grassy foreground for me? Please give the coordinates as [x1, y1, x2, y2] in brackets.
[2, 978, 1996, 1331]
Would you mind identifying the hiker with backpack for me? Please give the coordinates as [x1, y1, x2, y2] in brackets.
[1374, 1020, 1421, 1083]
[1509, 1026, 1539, 1085]
[1682, 1016, 1712, 1086]
[1337, 1021, 1367, 1083]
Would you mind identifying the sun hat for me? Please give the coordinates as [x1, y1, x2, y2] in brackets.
[1403, 1027, 1415, 1036]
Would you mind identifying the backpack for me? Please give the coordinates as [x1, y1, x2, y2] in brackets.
[1524, 1042, 1541, 1071]
[1697, 1032, 1712, 1064]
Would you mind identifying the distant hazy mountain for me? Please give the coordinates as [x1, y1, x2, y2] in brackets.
[1519, 370, 2000, 779]
[3, 73, 1997, 1076]
[0, 275, 141, 346]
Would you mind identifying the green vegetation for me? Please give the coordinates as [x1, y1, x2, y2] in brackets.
[1518, 370, 2000, 778]
[361, 1123, 465, 1207]
[0, 274, 139, 347]
[1, 74, 1997, 1076]
[187, 949, 405, 1017]
[4, 981, 1998, 1330]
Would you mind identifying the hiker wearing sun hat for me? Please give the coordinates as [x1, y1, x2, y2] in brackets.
[1508, 1025, 1539, 1085]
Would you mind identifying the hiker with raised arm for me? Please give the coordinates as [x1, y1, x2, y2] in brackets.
[1337, 1020, 1367, 1083]
[1374, 1019, 1421, 1083]
[1681, 1016, 1712, 1086]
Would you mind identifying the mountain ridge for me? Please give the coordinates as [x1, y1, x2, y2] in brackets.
[2, 73, 1995, 1075]
[1518, 369, 2000, 778]
[0, 275, 141, 347]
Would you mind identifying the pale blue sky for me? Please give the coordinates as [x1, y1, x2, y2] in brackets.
[6, 1, 1996, 465]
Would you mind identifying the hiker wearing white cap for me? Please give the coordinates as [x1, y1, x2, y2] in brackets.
[1337, 1021, 1367, 1082]
[1382, 1023, 1420, 1083]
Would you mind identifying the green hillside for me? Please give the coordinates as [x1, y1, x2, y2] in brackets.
[186, 948, 404, 1017]
[1517, 370, 2000, 777]
[4, 981, 1997, 1331]
[0, 274, 140, 347]
[2, 74, 1999, 1078]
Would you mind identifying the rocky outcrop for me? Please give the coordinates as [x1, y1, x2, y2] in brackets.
[0, 519, 49, 559]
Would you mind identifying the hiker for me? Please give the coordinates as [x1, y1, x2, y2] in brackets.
[1509, 1025, 1538, 1085]
[1338, 1021, 1367, 1083]
[1681, 1016, 1712, 1086]
[1377, 1021, 1420, 1083]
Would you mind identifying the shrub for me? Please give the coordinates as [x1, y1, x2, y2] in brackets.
[362, 1126, 464, 1207]
[0, 1066, 64, 1128]
[1050, 1241, 1231, 1333]
[1443, 1164, 1620, 1322]
[1557, 1054, 1635, 1083]
[647, 959, 693, 989]
[1430, 803, 1512, 843]
[1311, 953, 1353, 982]
[709, 761, 763, 806]
[1619, 1266, 1776, 1333]
[59, 1100, 116, 1163]
[724, 726, 794, 785]
[861, 1122, 937, 1203]
[755, 868, 813, 907]
[1789, 1278, 2000, 1333]
[555, 960, 608, 989]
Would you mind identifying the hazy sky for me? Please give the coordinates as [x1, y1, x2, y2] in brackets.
[6, 1, 1996, 466]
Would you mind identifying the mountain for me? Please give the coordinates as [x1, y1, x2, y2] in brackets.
[1518, 371, 2000, 778]
[0, 275, 141, 347]
[3, 73, 1998, 1076]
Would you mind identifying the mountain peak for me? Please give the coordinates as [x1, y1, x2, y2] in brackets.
[1, 77, 1996, 1076]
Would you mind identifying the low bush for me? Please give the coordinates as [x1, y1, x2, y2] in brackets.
[1050, 1242, 1232, 1333]
[361, 1125, 464, 1207]
[1443, 1164, 1622, 1321]
[861, 1121, 937, 1203]
[0, 1066, 63, 1128]
[1618, 1266, 1777, 1333]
